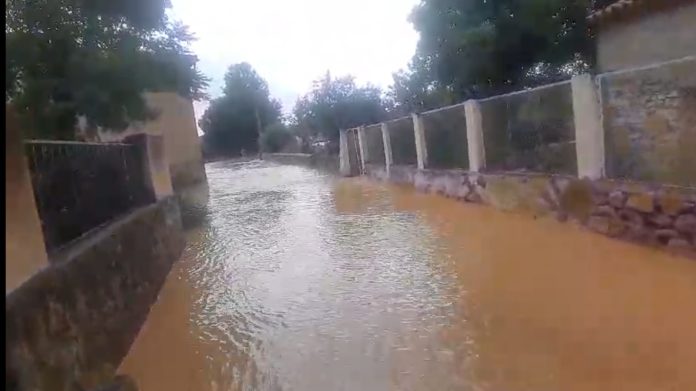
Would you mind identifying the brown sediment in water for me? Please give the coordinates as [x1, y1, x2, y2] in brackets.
[119, 161, 696, 391]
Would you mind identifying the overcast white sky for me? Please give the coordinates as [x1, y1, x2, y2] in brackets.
[169, 0, 420, 134]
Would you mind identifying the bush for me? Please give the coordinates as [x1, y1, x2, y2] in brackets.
[260, 123, 294, 153]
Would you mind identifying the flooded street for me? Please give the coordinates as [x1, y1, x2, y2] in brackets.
[119, 160, 696, 391]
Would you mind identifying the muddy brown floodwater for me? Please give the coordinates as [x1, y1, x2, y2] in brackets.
[119, 160, 696, 391]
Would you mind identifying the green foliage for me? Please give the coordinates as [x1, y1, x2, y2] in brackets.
[260, 122, 293, 153]
[391, 0, 595, 111]
[5, 0, 209, 139]
[387, 55, 458, 116]
[199, 63, 282, 156]
[293, 72, 387, 142]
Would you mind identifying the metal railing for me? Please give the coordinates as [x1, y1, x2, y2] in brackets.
[25, 140, 155, 252]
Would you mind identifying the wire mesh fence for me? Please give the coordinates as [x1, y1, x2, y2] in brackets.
[25, 140, 155, 252]
[346, 129, 361, 175]
[363, 124, 385, 165]
[479, 81, 576, 174]
[421, 104, 469, 169]
[388, 116, 417, 166]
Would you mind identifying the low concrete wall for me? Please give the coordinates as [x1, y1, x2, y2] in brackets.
[6, 196, 185, 391]
[264, 153, 339, 173]
[367, 165, 696, 259]
[264, 153, 311, 165]
[310, 153, 340, 174]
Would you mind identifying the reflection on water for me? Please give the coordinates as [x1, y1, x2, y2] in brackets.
[119, 160, 696, 391]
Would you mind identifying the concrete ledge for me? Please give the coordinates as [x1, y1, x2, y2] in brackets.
[6, 196, 185, 391]
[366, 165, 696, 259]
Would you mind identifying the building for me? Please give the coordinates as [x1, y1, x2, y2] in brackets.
[589, 0, 696, 72]
[98, 92, 207, 192]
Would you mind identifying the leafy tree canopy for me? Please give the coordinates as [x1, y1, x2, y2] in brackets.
[391, 0, 595, 111]
[293, 72, 387, 142]
[6, 0, 209, 139]
[199, 63, 282, 156]
[260, 122, 294, 153]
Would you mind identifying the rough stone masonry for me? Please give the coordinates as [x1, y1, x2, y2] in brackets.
[366, 164, 696, 259]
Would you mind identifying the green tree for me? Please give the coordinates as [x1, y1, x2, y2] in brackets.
[386, 55, 458, 115]
[260, 122, 294, 153]
[5, 0, 207, 139]
[6, 0, 209, 139]
[293, 72, 387, 142]
[396, 0, 594, 107]
[199, 63, 282, 156]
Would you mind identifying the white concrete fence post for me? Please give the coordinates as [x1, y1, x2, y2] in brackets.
[464, 99, 486, 172]
[357, 125, 368, 173]
[412, 113, 428, 170]
[381, 122, 393, 174]
[339, 129, 351, 176]
[571, 74, 605, 180]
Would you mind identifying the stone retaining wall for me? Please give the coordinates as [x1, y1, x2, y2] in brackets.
[6, 196, 185, 391]
[367, 165, 696, 259]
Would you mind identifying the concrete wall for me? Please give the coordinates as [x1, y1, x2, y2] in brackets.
[5, 107, 49, 292]
[100, 92, 207, 192]
[600, 57, 696, 186]
[6, 197, 185, 391]
[264, 153, 340, 174]
[596, 3, 696, 72]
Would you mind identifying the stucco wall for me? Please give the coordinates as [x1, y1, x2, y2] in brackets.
[5, 107, 49, 293]
[6, 197, 185, 391]
[600, 57, 696, 186]
[99, 92, 207, 191]
[596, 3, 696, 72]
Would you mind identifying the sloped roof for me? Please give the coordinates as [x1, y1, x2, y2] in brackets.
[588, 0, 695, 25]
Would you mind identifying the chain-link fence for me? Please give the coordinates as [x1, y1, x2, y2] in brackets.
[479, 81, 576, 174]
[364, 124, 385, 165]
[388, 116, 417, 166]
[346, 129, 361, 175]
[421, 104, 469, 169]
